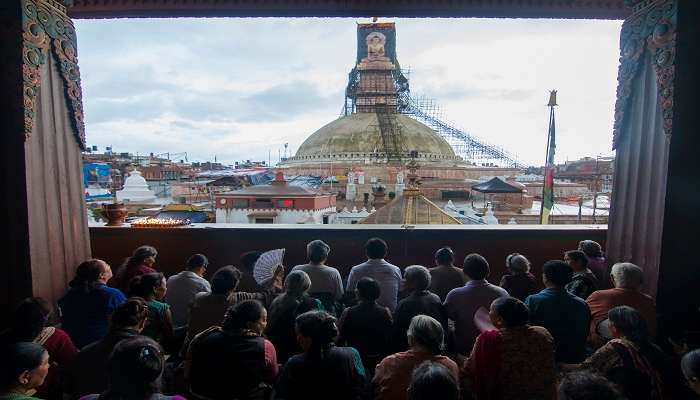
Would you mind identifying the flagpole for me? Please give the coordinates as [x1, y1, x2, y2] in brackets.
[540, 90, 557, 225]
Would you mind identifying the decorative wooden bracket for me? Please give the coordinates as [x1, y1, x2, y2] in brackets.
[21, 0, 86, 149]
[612, 0, 677, 150]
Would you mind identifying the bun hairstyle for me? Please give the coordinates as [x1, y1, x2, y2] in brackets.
[12, 297, 53, 342]
[69, 259, 105, 292]
[128, 272, 165, 298]
[0, 342, 47, 391]
[111, 297, 149, 329]
[506, 253, 530, 274]
[222, 300, 265, 331]
[105, 337, 164, 398]
[295, 310, 338, 357]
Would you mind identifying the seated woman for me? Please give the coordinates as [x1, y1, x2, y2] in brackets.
[71, 297, 149, 398]
[407, 361, 460, 400]
[578, 240, 608, 285]
[276, 311, 366, 400]
[58, 259, 126, 348]
[79, 337, 184, 400]
[112, 245, 158, 294]
[0, 342, 50, 400]
[266, 270, 321, 363]
[682, 349, 700, 397]
[1, 298, 77, 400]
[498, 254, 539, 302]
[566, 306, 668, 400]
[336, 277, 393, 377]
[466, 297, 556, 400]
[186, 266, 282, 347]
[186, 300, 278, 400]
[373, 315, 458, 400]
[128, 272, 174, 350]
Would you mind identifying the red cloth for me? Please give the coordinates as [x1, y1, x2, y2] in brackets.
[36, 328, 78, 400]
[470, 329, 501, 400]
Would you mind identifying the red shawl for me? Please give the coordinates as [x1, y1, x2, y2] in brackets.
[472, 329, 501, 400]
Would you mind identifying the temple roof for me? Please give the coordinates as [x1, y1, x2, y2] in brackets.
[68, 0, 629, 19]
[360, 188, 461, 225]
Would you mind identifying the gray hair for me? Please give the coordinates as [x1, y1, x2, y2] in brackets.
[307, 240, 330, 263]
[404, 265, 431, 291]
[284, 270, 312, 297]
[611, 262, 644, 289]
[407, 315, 444, 354]
[506, 254, 530, 274]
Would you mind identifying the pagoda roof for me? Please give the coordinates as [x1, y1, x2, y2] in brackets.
[471, 177, 523, 194]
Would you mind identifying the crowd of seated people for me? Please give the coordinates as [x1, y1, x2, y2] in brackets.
[4, 237, 700, 400]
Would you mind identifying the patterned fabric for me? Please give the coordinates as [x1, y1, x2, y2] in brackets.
[579, 338, 663, 400]
[35, 327, 78, 399]
[566, 269, 598, 300]
[142, 299, 169, 341]
[466, 326, 556, 400]
[373, 349, 459, 400]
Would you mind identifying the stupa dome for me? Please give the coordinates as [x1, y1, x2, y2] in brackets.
[116, 170, 156, 203]
[282, 113, 462, 166]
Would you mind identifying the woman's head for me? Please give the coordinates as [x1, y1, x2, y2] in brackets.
[505, 253, 530, 275]
[408, 361, 458, 400]
[111, 297, 149, 332]
[211, 266, 241, 295]
[682, 349, 700, 395]
[0, 342, 49, 393]
[295, 310, 338, 352]
[434, 247, 455, 267]
[284, 270, 311, 298]
[356, 277, 381, 302]
[128, 272, 166, 300]
[222, 300, 267, 334]
[407, 315, 444, 355]
[70, 259, 111, 292]
[565, 250, 589, 272]
[106, 337, 163, 397]
[404, 265, 431, 293]
[490, 297, 529, 329]
[558, 371, 625, 400]
[127, 245, 158, 269]
[12, 297, 53, 342]
[578, 240, 603, 258]
[607, 305, 648, 344]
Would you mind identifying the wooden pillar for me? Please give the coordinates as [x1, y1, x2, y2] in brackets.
[607, 0, 700, 334]
[0, 0, 91, 324]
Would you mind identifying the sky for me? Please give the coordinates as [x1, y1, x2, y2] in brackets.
[74, 17, 622, 167]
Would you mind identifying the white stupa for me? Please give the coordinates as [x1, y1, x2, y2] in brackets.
[116, 170, 156, 203]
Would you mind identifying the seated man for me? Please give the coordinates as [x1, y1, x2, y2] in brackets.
[428, 247, 466, 302]
[525, 260, 590, 363]
[392, 265, 447, 352]
[165, 254, 211, 330]
[346, 238, 402, 312]
[292, 240, 344, 315]
[444, 254, 509, 355]
[586, 262, 657, 348]
[564, 250, 598, 300]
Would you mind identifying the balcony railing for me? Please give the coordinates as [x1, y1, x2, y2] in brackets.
[90, 223, 607, 282]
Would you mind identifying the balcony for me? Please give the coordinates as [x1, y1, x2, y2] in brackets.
[90, 224, 607, 280]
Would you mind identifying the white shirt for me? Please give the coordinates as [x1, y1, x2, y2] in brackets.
[346, 259, 402, 312]
[291, 263, 344, 301]
[165, 270, 211, 328]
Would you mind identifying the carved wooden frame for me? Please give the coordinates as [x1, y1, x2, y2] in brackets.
[612, 0, 676, 149]
[21, 0, 86, 149]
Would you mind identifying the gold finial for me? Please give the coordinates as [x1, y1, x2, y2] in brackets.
[547, 90, 558, 107]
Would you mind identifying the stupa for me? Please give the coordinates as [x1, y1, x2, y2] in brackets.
[279, 21, 517, 203]
[116, 170, 157, 203]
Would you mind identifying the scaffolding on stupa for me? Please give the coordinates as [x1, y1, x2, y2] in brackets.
[343, 67, 522, 168]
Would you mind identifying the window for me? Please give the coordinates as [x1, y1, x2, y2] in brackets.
[253, 198, 272, 208]
[276, 199, 294, 208]
[232, 199, 249, 208]
[255, 218, 274, 224]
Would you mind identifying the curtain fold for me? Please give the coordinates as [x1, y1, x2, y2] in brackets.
[607, 51, 670, 296]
